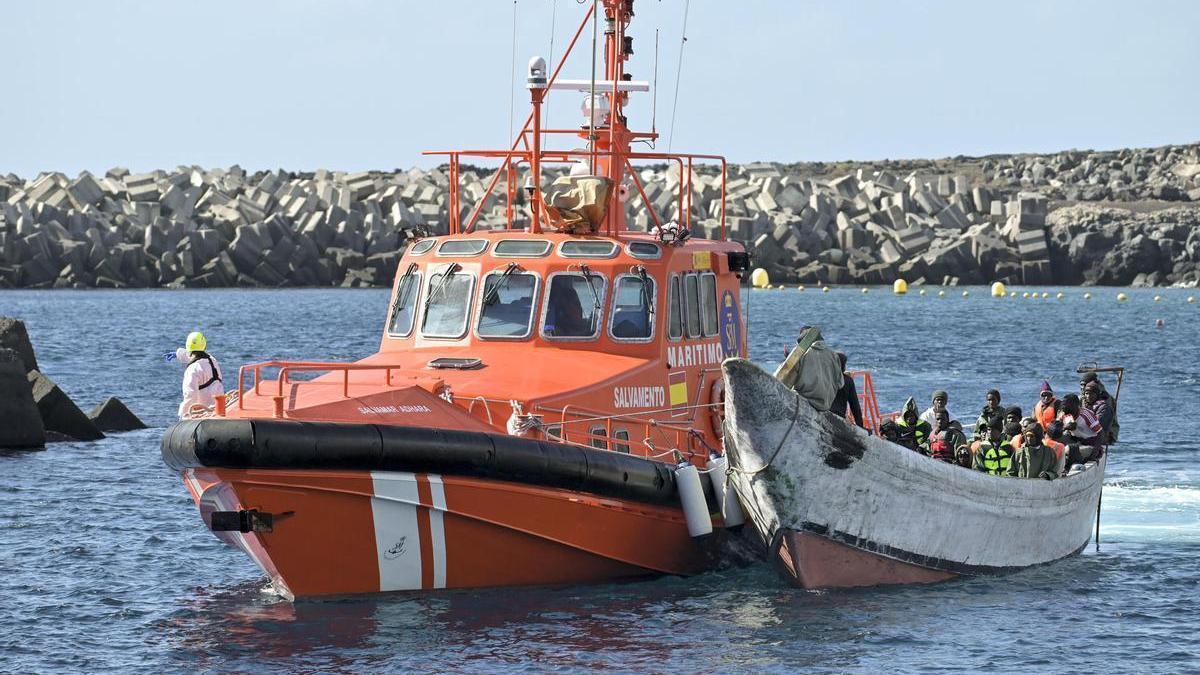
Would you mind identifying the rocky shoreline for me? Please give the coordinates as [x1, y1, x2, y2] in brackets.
[1, 142, 1198, 289]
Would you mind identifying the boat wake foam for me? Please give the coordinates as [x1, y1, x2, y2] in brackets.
[1100, 483, 1200, 543]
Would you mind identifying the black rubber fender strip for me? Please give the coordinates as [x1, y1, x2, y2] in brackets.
[162, 419, 717, 509]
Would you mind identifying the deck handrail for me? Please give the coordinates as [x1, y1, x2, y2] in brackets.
[236, 360, 417, 413]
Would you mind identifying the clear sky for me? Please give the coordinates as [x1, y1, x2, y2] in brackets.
[1, 0, 1196, 178]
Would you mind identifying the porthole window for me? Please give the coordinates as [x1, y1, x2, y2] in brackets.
[589, 425, 608, 450]
[613, 428, 631, 453]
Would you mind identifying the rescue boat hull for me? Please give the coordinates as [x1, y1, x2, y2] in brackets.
[722, 358, 1106, 590]
[183, 468, 713, 598]
[166, 419, 722, 598]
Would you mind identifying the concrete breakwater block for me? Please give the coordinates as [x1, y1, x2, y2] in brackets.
[0, 316, 40, 373]
[27, 370, 104, 442]
[87, 397, 147, 432]
[0, 348, 45, 449]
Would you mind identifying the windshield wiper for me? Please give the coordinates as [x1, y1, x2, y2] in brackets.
[424, 262, 462, 312]
[633, 265, 654, 315]
[579, 263, 602, 310]
[390, 263, 418, 320]
[483, 262, 519, 306]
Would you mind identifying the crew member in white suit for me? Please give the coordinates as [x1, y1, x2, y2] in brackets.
[176, 331, 224, 418]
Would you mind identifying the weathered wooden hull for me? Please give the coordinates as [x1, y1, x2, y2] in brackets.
[722, 358, 1105, 589]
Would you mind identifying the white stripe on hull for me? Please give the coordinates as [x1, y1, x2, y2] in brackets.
[369, 472, 447, 592]
[428, 475, 448, 589]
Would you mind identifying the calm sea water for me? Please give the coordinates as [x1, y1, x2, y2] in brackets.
[2, 287, 1197, 673]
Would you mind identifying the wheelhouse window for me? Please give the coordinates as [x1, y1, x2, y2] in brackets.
[610, 273, 655, 340]
[700, 273, 719, 337]
[668, 275, 683, 340]
[408, 239, 435, 255]
[421, 264, 474, 338]
[438, 239, 488, 256]
[684, 273, 701, 338]
[387, 266, 422, 336]
[559, 240, 619, 258]
[493, 239, 552, 257]
[627, 241, 662, 259]
[542, 272, 606, 339]
[478, 268, 538, 338]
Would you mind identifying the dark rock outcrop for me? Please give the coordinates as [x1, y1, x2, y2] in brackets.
[87, 397, 147, 432]
[0, 348, 44, 448]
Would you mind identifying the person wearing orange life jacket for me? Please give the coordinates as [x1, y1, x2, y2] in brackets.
[176, 331, 224, 419]
[1044, 419, 1069, 476]
[1033, 380, 1059, 431]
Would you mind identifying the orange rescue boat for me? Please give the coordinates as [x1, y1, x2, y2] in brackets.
[163, 0, 758, 599]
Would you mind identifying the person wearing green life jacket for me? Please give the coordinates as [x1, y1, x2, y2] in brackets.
[1008, 422, 1059, 480]
[972, 415, 1014, 476]
[895, 397, 932, 453]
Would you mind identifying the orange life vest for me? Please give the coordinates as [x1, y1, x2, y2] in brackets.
[1044, 438, 1066, 463]
[1034, 399, 1057, 430]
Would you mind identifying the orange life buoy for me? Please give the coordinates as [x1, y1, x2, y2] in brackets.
[709, 377, 726, 438]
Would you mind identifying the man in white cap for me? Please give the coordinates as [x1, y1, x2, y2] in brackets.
[919, 390, 955, 427]
[176, 331, 224, 418]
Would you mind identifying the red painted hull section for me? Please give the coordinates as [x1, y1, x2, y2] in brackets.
[773, 529, 956, 589]
[184, 468, 716, 598]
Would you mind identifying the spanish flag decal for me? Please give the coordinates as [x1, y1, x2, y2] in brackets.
[668, 370, 688, 417]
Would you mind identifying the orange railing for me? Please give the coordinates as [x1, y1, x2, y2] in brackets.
[236, 360, 418, 417]
[849, 370, 884, 435]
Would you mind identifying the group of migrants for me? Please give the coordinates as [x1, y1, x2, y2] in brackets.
[780, 328, 1117, 482]
[870, 377, 1118, 480]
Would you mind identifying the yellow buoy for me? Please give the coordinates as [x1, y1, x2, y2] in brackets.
[893, 279, 908, 295]
[861, 288, 869, 294]
[1188, 296, 1195, 304]
[822, 286, 830, 293]
[990, 281, 1006, 298]
[1117, 292, 1128, 302]
[1154, 295, 1162, 302]
[797, 285, 806, 292]
[919, 289, 927, 296]
[937, 290, 946, 297]
[1009, 291, 1016, 298]
[750, 267, 770, 288]
[1022, 292, 1030, 298]
[1056, 292, 1064, 300]
[962, 290, 970, 298]
[1040, 292, 1050, 299]
[1084, 292, 1092, 300]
